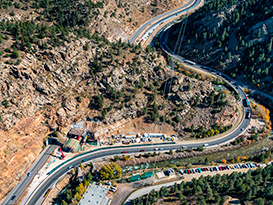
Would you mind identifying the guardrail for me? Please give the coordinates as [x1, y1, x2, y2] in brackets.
[47, 142, 175, 175]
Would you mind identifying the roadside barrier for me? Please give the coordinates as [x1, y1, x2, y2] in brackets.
[47, 142, 175, 175]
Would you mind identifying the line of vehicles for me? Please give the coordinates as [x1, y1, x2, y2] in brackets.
[121, 145, 210, 154]
[179, 162, 259, 175]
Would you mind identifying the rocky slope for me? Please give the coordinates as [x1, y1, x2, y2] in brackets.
[0, 35, 238, 200]
[0, 0, 239, 200]
[167, 0, 273, 96]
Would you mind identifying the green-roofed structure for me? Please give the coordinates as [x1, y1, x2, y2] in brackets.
[63, 138, 80, 152]
[127, 174, 141, 182]
[141, 172, 154, 179]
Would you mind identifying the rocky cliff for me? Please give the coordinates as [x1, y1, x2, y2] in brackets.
[0, 0, 239, 201]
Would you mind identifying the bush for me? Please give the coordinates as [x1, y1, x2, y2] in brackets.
[11, 49, 19, 58]
[76, 96, 82, 103]
[2, 99, 9, 108]
[51, 130, 59, 138]
[4, 48, 11, 53]
[15, 59, 22, 65]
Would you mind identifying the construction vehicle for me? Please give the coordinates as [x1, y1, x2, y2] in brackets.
[59, 148, 65, 159]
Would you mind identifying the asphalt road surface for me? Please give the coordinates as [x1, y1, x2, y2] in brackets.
[28, 111, 250, 205]
[2, 145, 56, 205]
[129, 0, 198, 44]
[4, 0, 252, 204]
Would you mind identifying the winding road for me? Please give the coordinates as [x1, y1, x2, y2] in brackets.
[3, 0, 254, 204]
[129, 0, 199, 44]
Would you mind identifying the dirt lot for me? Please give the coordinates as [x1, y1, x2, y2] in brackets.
[110, 183, 133, 205]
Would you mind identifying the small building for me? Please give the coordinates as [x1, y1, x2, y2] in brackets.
[148, 133, 164, 138]
[141, 172, 154, 179]
[63, 138, 80, 153]
[67, 128, 87, 139]
[127, 175, 141, 182]
[89, 139, 99, 145]
[77, 167, 84, 183]
[79, 184, 110, 205]
[167, 168, 175, 176]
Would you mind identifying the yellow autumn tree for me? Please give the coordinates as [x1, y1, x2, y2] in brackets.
[74, 192, 81, 201]
[124, 156, 130, 161]
[221, 159, 227, 164]
[78, 183, 86, 196]
[253, 103, 271, 123]
[99, 163, 122, 180]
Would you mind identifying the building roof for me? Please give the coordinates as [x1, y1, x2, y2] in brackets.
[128, 175, 141, 182]
[64, 138, 80, 150]
[77, 167, 83, 178]
[79, 184, 109, 205]
[68, 129, 86, 137]
[72, 120, 85, 129]
[141, 172, 154, 179]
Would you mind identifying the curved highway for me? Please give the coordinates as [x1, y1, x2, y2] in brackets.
[129, 0, 201, 44]
[5, 0, 252, 204]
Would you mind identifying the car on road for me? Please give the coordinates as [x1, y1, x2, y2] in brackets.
[159, 148, 164, 150]
[121, 151, 127, 153]
[154, 148, 159, 151]
[11, 196, 16, 200]
[82, 159, 87, 162]
[27, 172, 31, 176]
[140, 149, 146, 152]
[68, 166, 73, 169]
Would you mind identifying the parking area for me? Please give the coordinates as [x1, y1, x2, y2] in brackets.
[179, 162, 260, 175]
